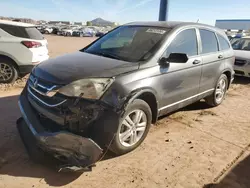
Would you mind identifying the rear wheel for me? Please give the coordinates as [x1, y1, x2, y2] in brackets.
[205, 74, 228, 107]
[0, 60, 18, 83]
[110, 99, 152, 155]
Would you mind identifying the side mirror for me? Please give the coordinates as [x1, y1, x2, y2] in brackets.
[167, 53, 189, 63]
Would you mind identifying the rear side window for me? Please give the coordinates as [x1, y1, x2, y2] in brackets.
[24, 27, 44, 40]
[165, 29, 198, 57]
[200, 29, 218, 54]
[218, 35, 230, 50]
[0, 24, 44, 40]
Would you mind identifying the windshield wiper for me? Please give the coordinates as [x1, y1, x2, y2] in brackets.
[89, 51, 123, 61]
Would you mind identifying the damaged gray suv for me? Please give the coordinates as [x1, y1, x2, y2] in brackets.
[17, 21, 235, 170]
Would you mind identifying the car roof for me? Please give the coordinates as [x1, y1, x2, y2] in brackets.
[124, 21, 226, 36]
[0, 20, 35, 27]
[126, 21, 213, 28]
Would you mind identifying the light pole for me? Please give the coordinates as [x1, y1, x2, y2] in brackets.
[158, 0, 169, 21]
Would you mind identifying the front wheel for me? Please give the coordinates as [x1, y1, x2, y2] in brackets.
[205, 74, 228, 107]
[110, 99, 152, 155]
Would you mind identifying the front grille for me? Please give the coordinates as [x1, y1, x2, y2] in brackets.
[28, 75, 67, 107]
[29, 87, 65, 105]
[235, 59, 247, 66]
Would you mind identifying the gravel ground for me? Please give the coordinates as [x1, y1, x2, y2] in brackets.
[0, 35, 250, 188]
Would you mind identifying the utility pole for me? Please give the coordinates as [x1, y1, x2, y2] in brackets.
[159, 0, 169, 21]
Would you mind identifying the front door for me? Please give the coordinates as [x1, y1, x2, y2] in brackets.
[159, 28, 202, 115]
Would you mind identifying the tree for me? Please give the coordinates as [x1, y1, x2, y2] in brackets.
[86, 21, 92, 26]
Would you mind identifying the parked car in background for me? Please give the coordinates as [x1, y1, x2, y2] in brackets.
[36, 25, 45, 33]
[230, 36, 242, 44]
[17, 21, 234, 170]
[72, 30, 83, 37]
[43, 27, 53, 34]
[61, 26, 80, 36]
[72, 28, 95, 37]
[231, 36, 250, 77]
[0, 20, 49, 83]
[51, 27, 59, 35]
[57, 27, 68, 36]
[96, 30, 107, 37]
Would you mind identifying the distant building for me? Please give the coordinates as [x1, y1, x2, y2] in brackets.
[74, 22, 85, 26]
[37, 20, 48, 24]
[48, 21, 73, 25]
[215, 19, 250, 31]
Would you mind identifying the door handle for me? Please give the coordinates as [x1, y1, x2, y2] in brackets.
[218, 55, 223, 59]
[193, 60, 201, 65]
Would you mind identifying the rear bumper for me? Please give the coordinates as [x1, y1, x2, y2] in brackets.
[19, 65, 35, 74]
[17, 90, 103, 170]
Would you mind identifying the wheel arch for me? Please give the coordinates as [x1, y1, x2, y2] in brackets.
[0, 54, 19, 71]
[125, 88, 159, 124]
[222, 69, 233, 89]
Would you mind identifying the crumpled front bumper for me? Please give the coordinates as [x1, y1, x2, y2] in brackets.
[17, 92, 103, 171]
[234, 64, 250, 77]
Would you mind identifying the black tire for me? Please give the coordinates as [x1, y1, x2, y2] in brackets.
[109, 99, 152, 155]
[0, 59, 18, 83]
[44, 30, 49, 34]
[205, 74, 228, 107]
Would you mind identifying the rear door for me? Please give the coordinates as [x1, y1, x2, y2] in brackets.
[198, 29, 224, 93]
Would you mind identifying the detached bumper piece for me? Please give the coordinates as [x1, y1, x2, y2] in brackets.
[17, 92, 103, 172]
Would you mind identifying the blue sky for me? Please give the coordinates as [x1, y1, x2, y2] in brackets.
[1, 0, 250, 25]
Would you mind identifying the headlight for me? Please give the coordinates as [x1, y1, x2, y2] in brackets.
[58, 78, 114, 99]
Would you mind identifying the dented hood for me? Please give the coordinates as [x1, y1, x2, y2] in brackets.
[33, 51, 139, 85]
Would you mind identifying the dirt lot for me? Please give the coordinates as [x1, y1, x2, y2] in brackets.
[0, 35, 250, 188]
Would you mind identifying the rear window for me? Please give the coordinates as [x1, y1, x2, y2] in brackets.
[0, 24, 44, 40]
[199, 29, 219, 54]
[218, 35, 230, 51]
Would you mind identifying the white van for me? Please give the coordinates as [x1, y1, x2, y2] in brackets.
[0, 20, 49, 83]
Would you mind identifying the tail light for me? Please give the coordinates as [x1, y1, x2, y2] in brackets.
[21, 41, 42, 48]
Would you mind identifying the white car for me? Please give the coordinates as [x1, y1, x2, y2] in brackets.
[231, 36, 250, 77]
[62, 26, 80, 36]
[43, 27, 53, 34]
[0, 20, 49, 83]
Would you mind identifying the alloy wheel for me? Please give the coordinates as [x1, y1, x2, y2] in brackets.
[0, 63, 13, 82]
[215, 78, 226, 103]
[119, 109, 147, 147]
